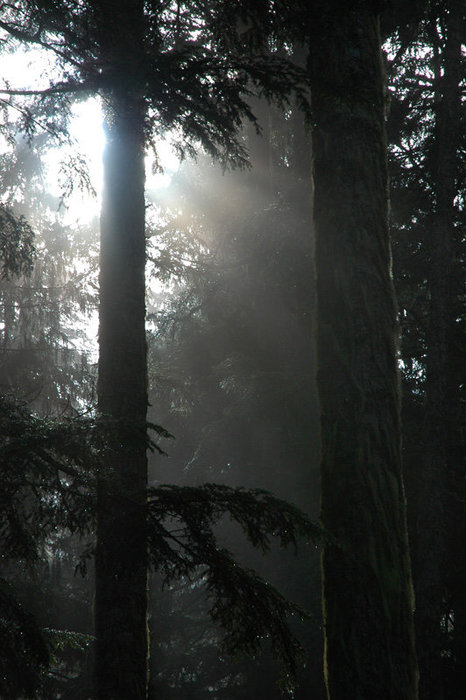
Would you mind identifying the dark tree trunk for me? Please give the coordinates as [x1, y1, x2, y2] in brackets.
[450, 584, 466, 697]
[94, 2, 149, 698]
[414, 6, 462, 699]
[309, 2, 418, 697]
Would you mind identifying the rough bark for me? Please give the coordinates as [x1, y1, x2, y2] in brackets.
[414, 6, 462, 699]
[309, 2, 418, 697]
[94, 1, 149, 698]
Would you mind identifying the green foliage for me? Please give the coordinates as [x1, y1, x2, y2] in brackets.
[0, 3, 320, 696]
[0, 396, 98, 696]
[144, 98, 320, 695]
[0, 402, 173, 561]
[44, 627, 94, 654]
[0, 393, 322, 694]
[0, 107, 99, 411]
[148, 483, 323, 690]
[0, 204, 35, 278]
[0, 398, 97, 561]
[0, 580, 50, 699]
[0, 1, 310, 167]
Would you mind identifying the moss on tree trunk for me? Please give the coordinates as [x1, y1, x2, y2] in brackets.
[309, 2, 418, 697]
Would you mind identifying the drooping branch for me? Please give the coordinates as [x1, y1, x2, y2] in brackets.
[0, 15, 83, 68]
[147, 482, 325, 690]
[0, 81, 92, 97]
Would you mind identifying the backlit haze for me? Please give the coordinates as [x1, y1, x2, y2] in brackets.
[1, 45, 180, 362]
[1, 47, 179, 224]
[47, 99, 179, 224]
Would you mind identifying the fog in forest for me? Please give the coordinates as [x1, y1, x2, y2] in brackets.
[1, 74, 323, 695]
[144, 117, 323, 696]
[1, 3, 465, 699]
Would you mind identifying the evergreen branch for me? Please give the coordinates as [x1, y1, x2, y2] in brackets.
[0, 205, 35, 278]
[147, 483, 324, 689]
[0, 16, 83, 68]
[0, 96, 60, 136]
[0, 578, 50, 698]
[0, 81, 91, 97]
[149, 483, 323, 550]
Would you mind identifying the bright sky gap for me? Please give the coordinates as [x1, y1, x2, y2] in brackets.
[1, 46, 179, 224]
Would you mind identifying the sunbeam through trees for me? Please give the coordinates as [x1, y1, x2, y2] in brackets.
[1, 1, 465, 699]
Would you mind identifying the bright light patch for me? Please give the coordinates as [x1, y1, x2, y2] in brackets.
[41, 98, 104, 224]
[2, 46, 180, 221]
[69, 99, 105, 182]
[45, 104, 180, 222]
[1, 47, 56, 92]
[146, 139, 179, 191]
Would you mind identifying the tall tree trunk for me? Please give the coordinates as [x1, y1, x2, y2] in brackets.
[94, 2, 149, 698]
[414, 5, 462, 699]
[309, 2, 418, 697]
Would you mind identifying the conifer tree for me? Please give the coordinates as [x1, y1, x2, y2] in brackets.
[0, 3, 312, 697]
[414, 6, 462, 698]
[308, 1, 418, 697]
[386, 1, 465, 695]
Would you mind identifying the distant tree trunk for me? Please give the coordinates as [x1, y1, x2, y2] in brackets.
[309, 2, 418, 698]
[94, 1, 149, 698]
[290, 44, 312, 183]
[414, 5, 462, 699]
[245, 96, 275, 198]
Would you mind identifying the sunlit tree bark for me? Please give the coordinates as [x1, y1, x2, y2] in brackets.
[309, 2, 418, 697]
